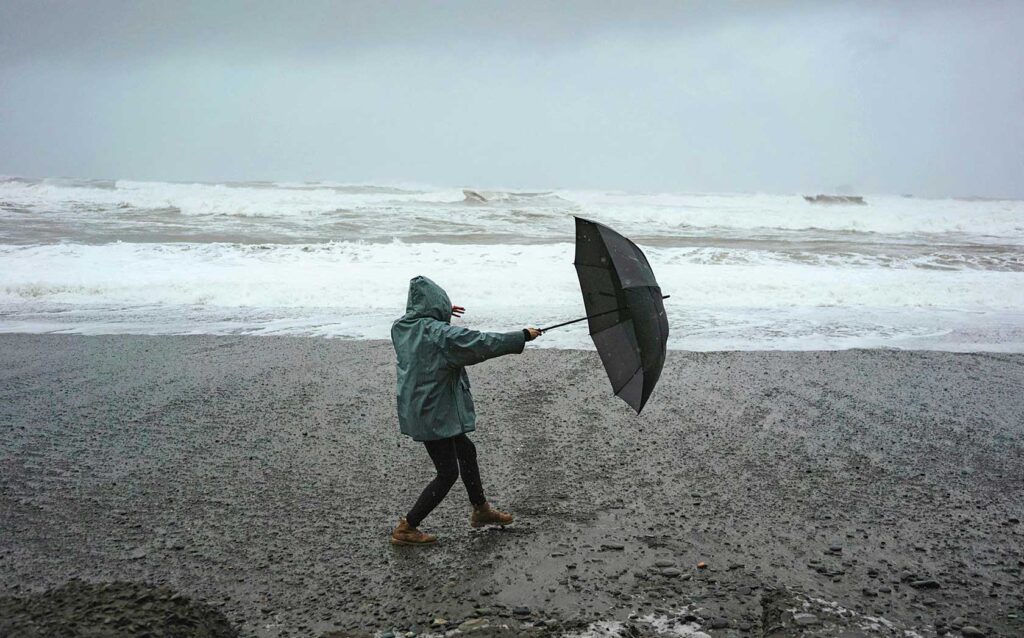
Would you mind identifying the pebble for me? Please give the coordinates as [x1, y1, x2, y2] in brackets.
[655, 559, 675, 568]
[600, 543, 625, 551]
[793, 613, 819, 626]
[909, 579, 940, 589]
[457, 618, 490, 633]
[710, 617, 728, 629]
[658, 568, 682, 578]
[961, 627, 986, 637]
[126, 548, 148, 560]
[513, 606, 531, 616]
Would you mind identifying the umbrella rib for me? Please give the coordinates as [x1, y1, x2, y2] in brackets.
[613, 366, 643, 396]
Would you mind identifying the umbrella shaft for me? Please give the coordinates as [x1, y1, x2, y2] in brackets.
[541, 295, 669, 332]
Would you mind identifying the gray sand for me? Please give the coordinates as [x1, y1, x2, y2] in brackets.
[1, 335, 1022, 637]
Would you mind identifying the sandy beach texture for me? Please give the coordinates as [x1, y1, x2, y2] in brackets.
[1, 335, 1022, 637]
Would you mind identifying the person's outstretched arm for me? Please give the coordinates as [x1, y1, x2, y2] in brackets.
[432, 323, 541, 367]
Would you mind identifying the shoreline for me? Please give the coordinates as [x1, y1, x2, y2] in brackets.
[1, 334, 1022, 637]
[2, 330, 1024, 355]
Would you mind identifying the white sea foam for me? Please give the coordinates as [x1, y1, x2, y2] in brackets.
[0, 178, 464, 217]
[1, 241, 1022, 350]
[564, 190, 1024, 240]
[2, 177, 1023, 350]
[3, 178, 1023, 242]
[4, 242, 1023, 310]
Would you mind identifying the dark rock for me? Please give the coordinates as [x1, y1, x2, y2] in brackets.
[0, 579, 238, 638]
[710, 617, 728, 629]
[961, 627, 986, 637]
[909, 579, 941, 589]
[793, 613, 818, 626]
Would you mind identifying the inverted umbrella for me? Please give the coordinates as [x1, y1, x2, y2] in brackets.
[542, 217, 669, 413]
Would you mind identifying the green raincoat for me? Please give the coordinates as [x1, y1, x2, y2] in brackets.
[392, 276, 526, 441]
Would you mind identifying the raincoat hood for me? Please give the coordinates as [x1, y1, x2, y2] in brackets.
[403, 276, 452, 323]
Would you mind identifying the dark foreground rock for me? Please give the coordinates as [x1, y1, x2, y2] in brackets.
[0, 579, 238, 638]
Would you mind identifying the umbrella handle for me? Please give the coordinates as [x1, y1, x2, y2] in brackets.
[540, 295, 669, 332]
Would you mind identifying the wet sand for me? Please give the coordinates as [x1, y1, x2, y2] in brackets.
[1, 335, 1022, 637]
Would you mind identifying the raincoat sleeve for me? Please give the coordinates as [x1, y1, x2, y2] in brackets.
[431, 323, 526, 367]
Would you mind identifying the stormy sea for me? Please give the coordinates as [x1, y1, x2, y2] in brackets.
[1, 176, 1022, 351]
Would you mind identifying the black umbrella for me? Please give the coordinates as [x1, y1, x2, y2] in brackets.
[542, 217, 669, 413]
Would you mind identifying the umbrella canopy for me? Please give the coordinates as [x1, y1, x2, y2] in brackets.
[572, 216, 669, 413]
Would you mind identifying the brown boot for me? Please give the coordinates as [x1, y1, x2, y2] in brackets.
[471, 502, 513, 528]
[390, 518, 437, 545]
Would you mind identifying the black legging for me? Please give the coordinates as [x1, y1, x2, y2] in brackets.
[406, 433, 486, 528]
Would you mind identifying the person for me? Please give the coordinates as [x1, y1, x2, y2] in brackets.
[389, 275, 542, 545]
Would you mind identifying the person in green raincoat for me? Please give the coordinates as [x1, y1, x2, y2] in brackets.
[390, 275, 542, 545]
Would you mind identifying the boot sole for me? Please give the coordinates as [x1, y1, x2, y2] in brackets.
[390, 537, 437, 546]
[470, 520, 513, 528]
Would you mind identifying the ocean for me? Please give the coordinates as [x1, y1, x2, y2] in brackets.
[1, 176, 1022, 351]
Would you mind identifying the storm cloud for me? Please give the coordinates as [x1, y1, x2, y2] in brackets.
[2, 1, 1022, 197]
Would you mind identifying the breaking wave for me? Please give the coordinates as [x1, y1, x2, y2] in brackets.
[1, 177, 1022, 350]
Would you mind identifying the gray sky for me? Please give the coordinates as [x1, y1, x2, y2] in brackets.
[2, 1, 1022, 197]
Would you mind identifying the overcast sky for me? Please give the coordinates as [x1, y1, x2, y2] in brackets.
[1, 1, 1022, 197]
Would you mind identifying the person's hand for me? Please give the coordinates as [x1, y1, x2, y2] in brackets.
[452, 305, 466, 318]
[524, 327, 542, 341]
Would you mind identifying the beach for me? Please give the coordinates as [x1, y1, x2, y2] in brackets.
[1, 334, 1022, 637]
